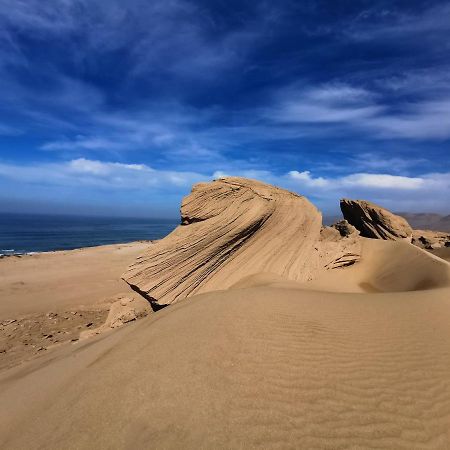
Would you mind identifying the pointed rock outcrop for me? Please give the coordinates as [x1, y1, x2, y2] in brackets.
[123, 177, 360, 307]
[340, 199, 413, 241]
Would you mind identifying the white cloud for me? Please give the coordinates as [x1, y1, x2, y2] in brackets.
[1, 159, 448, 213]
[68, 158, 151, 175]
[0, 158, 206, 191]
[341, 173, 424, 190]
[287, 170, 329, 187]
[283, 169, 450, 213]
[286, 170, 427, 191]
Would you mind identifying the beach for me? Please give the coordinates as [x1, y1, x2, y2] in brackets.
[0, 241, 151, 370]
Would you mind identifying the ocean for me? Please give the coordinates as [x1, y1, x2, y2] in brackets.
[0, 213, 178, 256]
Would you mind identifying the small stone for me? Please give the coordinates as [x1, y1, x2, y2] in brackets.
[2, 319, 17, 326]
[331, 220, 359, 238]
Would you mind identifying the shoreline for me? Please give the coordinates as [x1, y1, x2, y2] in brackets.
[0, 239, 154, 258]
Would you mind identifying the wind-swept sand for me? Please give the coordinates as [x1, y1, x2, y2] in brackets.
[1, 178, 450, 449]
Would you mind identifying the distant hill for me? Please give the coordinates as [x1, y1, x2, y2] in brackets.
[396, 213, 450, 232]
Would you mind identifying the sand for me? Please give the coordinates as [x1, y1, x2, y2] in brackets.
[0, 238, 450, 448]
[0, 241, 151, 370]
[430, 247, 450, 263]
[0, 241, 150, 318]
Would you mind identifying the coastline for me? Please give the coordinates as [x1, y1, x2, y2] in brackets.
[0, 239, 153, 258]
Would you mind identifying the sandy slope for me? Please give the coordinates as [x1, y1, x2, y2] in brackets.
[266, 238, 450, 294]
[431, 247, 450, 263]
[1, 239, 450, 449]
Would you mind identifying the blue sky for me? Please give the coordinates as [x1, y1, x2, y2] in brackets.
[0, 0, 449, 218]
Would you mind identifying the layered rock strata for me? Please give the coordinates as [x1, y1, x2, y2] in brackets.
[340, 198, 413, 241]
[123, 177, 360, 306]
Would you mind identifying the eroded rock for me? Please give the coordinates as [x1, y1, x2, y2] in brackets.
[412, 230, 450, 250]
[340, 199, 413, 241]
[123, 177, 361, 306]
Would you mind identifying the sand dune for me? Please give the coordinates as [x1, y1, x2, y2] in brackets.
[123, 177, 360, 307]
[431, 247, 450, 263]
[256, 238, 450, 294]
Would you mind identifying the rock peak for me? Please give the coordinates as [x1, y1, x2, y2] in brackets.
[340, 198, 413, 241]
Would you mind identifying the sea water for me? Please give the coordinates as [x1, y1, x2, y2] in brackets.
[0, 213, 177, 255]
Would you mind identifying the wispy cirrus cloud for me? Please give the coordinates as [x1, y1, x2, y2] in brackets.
[346, 2, 450, 42]
[267, 82, 450, 140]
[269, 84, 382, 124]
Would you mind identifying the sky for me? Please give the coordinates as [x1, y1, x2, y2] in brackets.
[0, 0, 449, 218]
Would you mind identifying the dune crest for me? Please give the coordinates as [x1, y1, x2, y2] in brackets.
[123, 177, 360, 306]
[255, 238, 450, 294]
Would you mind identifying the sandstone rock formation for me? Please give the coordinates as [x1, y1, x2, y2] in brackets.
[340, 198, 413, 241]
[123, 177, 360, 307]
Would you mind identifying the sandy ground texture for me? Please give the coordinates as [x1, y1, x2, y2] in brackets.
[0, 241, 152, 370]
[430, 247, 450, 262]
[1, 238, 450, 449]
